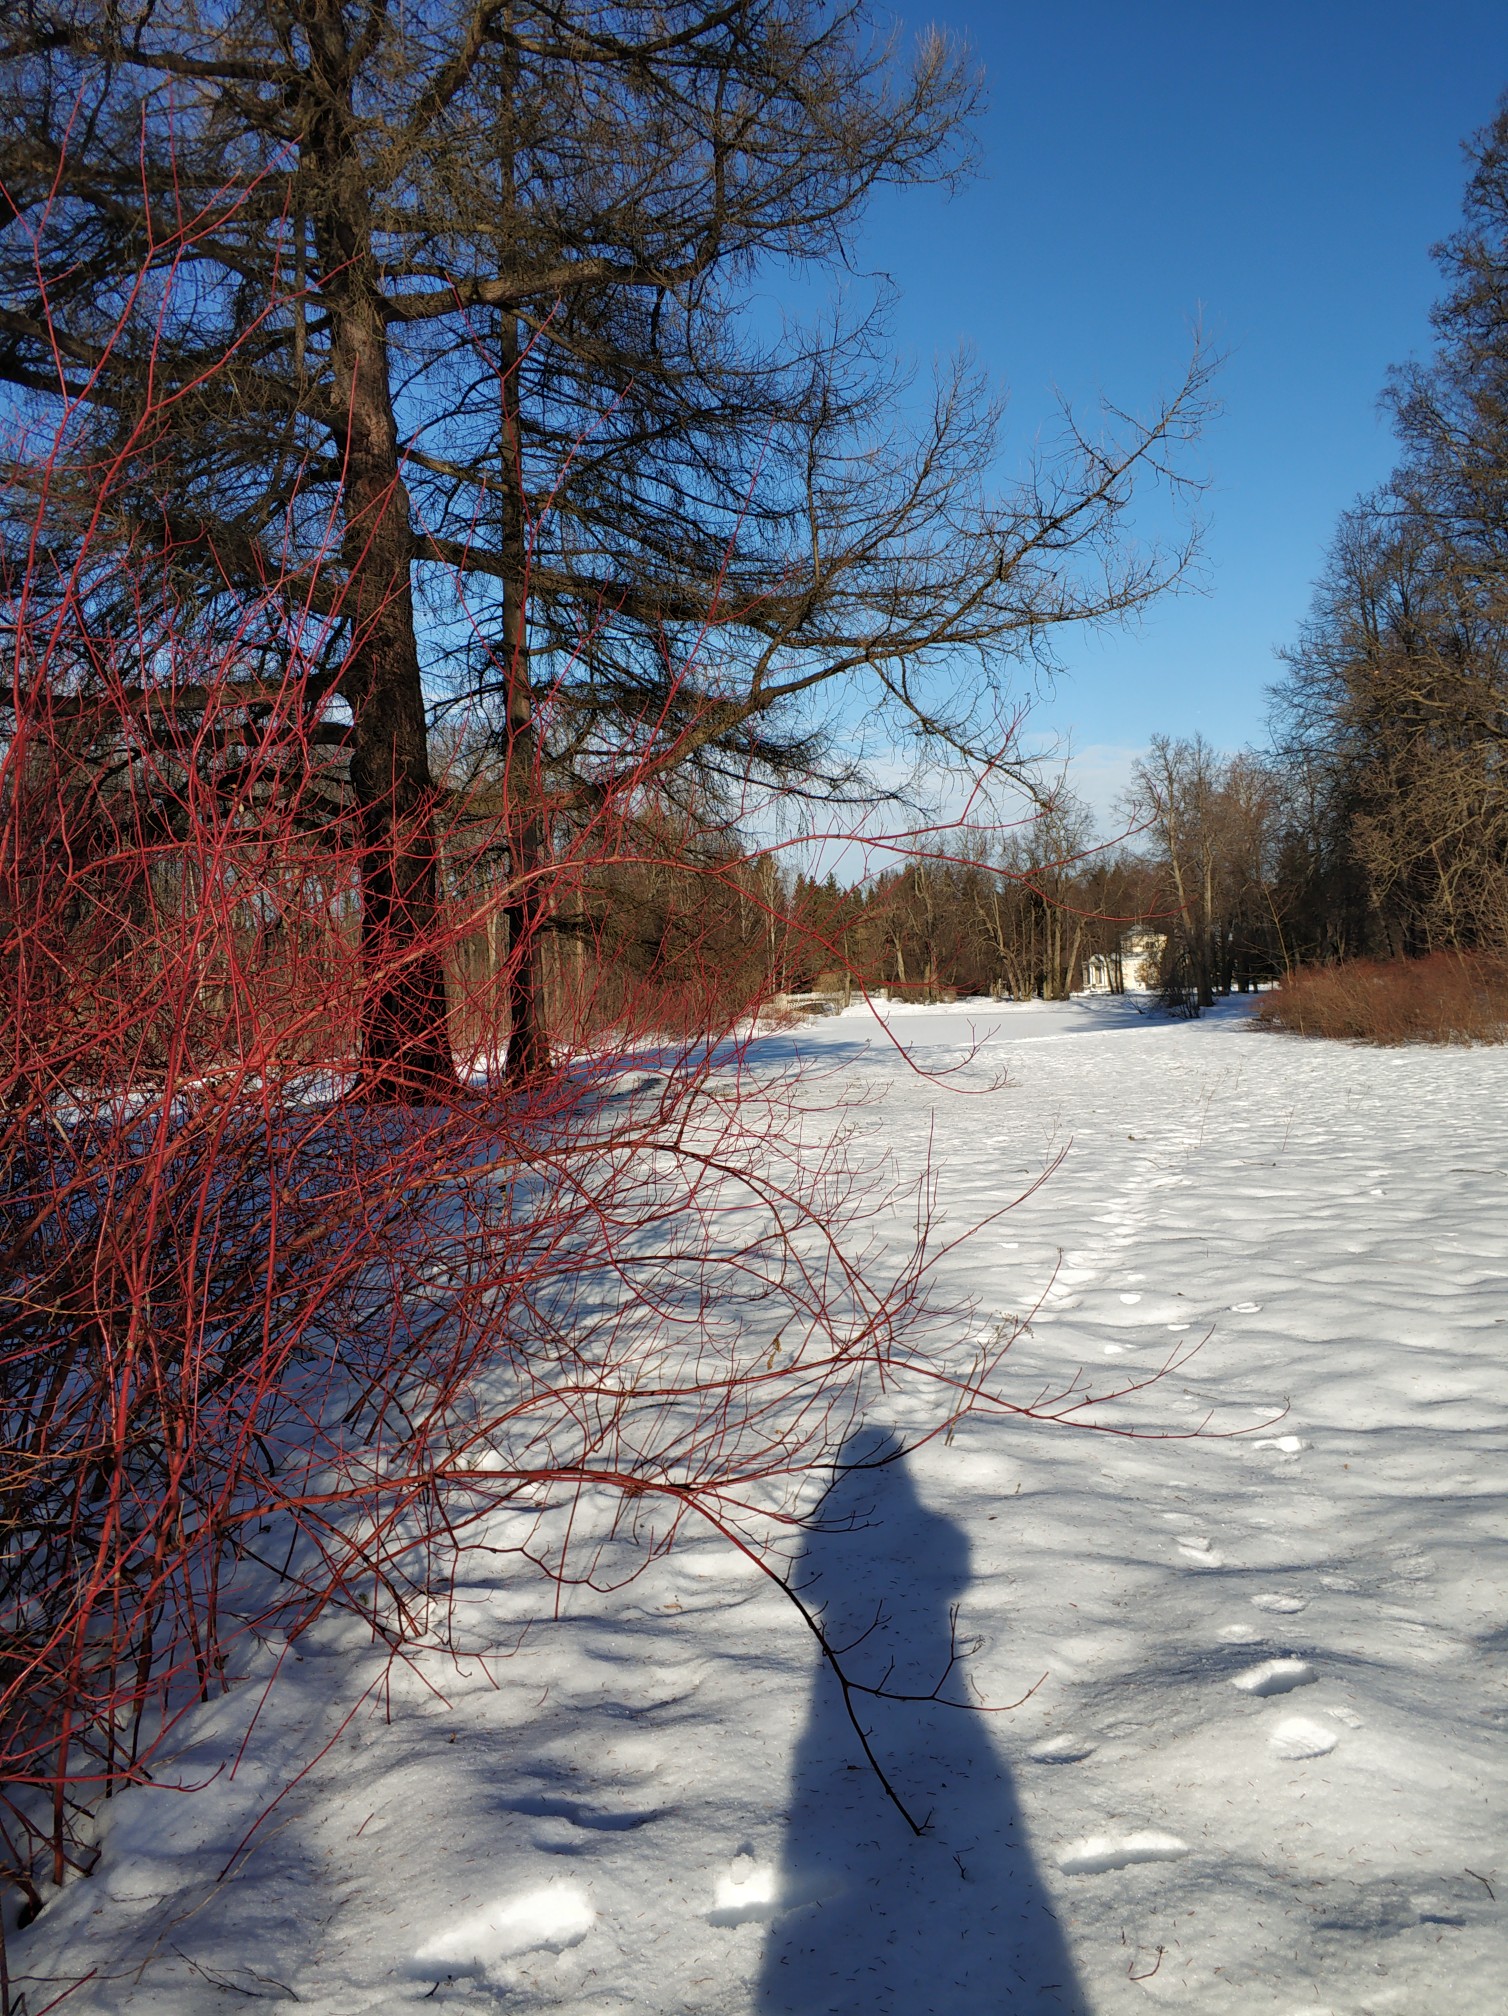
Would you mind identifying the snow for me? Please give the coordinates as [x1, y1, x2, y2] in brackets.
[13, 993, 1508, 2012]
[410, 1882, 597, 1980]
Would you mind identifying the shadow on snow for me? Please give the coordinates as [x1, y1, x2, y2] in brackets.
[756, 1429, 1085, 2015]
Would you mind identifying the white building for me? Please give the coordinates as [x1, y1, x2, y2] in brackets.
[1083, 928, 1166, 993]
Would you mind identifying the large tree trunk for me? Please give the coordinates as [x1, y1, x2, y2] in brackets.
[494, 24, 550, 1088]
[498, 306, 551, 1085]
[307, 0, 455, 1098]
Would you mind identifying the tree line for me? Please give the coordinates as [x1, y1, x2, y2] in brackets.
[755, 745, 1294, 1012]
[1271, 96, 1508, 966]
[830, 95, 1508, 1010]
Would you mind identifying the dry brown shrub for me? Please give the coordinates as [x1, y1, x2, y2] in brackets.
[1254, 953, 1508, 1045]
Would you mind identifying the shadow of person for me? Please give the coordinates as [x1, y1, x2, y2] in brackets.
[755, 1430, 1084, 2015]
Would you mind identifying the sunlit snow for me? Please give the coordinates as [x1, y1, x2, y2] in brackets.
[13, 993, 1508, 2013]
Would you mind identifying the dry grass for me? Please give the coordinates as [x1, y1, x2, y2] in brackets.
[1254, 953, 1508, 1046]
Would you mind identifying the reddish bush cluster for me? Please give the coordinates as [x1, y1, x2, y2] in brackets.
[0, 552, 978, 1943]
[1253, 953, 1508, 1046]
[0, 142, 1197, 1986]
[0, 256, 1065, 1964]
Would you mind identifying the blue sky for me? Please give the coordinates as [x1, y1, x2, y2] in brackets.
[848, 0, 1507, 821]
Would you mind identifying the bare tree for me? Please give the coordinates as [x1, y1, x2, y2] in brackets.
[1272, 95, 1508, 961]
[0, 0, 1212, 1091]
[1124, 735, 1221, 1005]
[1123, 737, 1285, 1005]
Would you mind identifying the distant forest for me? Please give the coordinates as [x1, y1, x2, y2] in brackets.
[726, 97, 1508, 1016]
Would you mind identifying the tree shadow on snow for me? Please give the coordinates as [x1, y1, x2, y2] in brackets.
[756, 1430, 1084, 2016]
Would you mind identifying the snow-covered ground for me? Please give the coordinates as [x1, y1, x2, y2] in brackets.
[15, 996, 1508, 2013]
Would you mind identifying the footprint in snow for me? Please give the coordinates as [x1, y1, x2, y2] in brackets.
[1253, 1434, 1307, 1455]
[1269, 1715, 1337, 1760]
[505, 1788, 664, 1835]
[1029, 1734, 1096, 1764]
[1383, 1544, 1435, 1583]
[411, 1881, 594, 1983]
[1057, 1832, 1189, 1875]
[1251, 1592, 1308, 1614]
[1177, 1535, 1223, 1567]
[1231, 1657, 1316, 1697]
[1228, 1301, 1262, 1313]
[709, 1853, 780, 1927]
